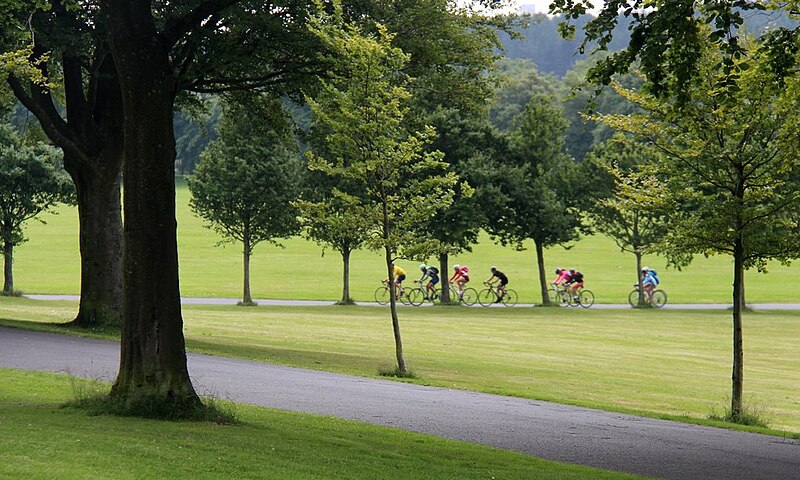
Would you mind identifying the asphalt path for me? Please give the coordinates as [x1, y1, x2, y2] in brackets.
[23, 294, 800, 310]
[1, 327, 798, 480]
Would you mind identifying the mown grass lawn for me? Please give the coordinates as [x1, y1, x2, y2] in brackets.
[0, 369, 645, 480]
[2, 297, 797, 436]
[12, 179, 800, 303]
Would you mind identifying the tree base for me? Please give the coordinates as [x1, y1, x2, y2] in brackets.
[335, 299, 356, 306]
[378, 366, 417, 379]
[237, 300, 259, 307]
[70, 388, 234, 422]
[1, 289, 23, 297]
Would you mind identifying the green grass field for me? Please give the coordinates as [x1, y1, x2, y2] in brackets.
[12, 178, 800, 303]
[0, 369, 644, 480]
[2, 297, 798, 436]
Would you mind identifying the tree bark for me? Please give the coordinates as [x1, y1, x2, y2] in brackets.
[2, 241, 13, 295]
[339, 244, 352, 304]
[104, 0, 200, 409]
[439, 252, 451, 304]
[242, 231, 252, 305]
[534, 239, 549, 306]
[635, 251, 646, 306]
[731, 235, 745, 420]
[386, 246, 406, 374]
[66, 155, 124, 327]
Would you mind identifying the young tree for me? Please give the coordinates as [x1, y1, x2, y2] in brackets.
[584, 135, 676, 306]
[306, 16, 457, 375]
[485, 94, 586, 305]
[0, 123, 72, 295]
[597, 46, 800, 422]
[188, 97, 302, 306]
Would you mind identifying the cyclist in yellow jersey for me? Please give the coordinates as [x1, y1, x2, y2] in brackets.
[389, 262, 406, 287]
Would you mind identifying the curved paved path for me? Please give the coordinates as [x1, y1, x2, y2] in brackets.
[1, 327, 798, 479]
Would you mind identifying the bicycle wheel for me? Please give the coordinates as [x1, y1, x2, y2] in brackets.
[374, 286, 390, 305]
[501, 289, 518, 307]
[578, 289, 594, 308]
[460, 287, 478, 306]
[477, 288, 496, 307]
[407, 288, 426, 306]
[558, 290, 572, 307]
[398, 287, 411, 305]
[545, 288, 559, 305]
[651, 289, 667, 308]
[628, 288, 643, 307]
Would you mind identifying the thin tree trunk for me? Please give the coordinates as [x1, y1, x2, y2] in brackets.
[386, 247, 406, 374]
[106, 1, 200, 410]
[339, 244, 352, 304]
[635, 251, 645, 306]
[2, 241, 13, 295]
[731, 236, 745, 420]
[242, 231, 252, 305]
[534, 239, 549, 305]
[439, 252, 451, 304]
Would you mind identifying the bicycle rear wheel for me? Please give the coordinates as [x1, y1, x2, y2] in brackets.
[651, 289, 667, 308]
[558, 290, 572, 307]
[461, 287, 478, 306]
[501, 289, 518, 307]
[477, 288, 496, 306]
[374, 286, 390, 305]
[578, 289, 594, 308]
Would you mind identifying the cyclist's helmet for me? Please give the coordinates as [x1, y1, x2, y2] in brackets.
[555, 268, 562, 274]
[453, 264, 460, 270]
[490, 266, 497, 272]
[419, 264, 427, 271]
[642, 266, 649, 272]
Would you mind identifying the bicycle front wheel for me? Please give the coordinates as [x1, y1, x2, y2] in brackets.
[578, 289, 594, 308]
[558, 290, 572, 307]
[461, 287, 478, 306]
[477, 289, 495, 307]
[628, 288, 643, 307]
[502, 289, 518, 307]
[407, 288, 426, 306]
[374, 286, 390, 305]
[651, 289, 667, 308]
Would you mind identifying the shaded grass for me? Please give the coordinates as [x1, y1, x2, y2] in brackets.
[2, 296, 798, 437]
[0, 369, 645, 480]
[12, 180, 800, 303]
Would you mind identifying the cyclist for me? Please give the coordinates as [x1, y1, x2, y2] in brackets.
[552, 268, 572, 287]
[384, 263, 406, 294]
[418, 263, 440, 299]
[565, 268, 585, 299]
[450, 264, 470, 298]
[641, 266, 658, 302]
[485, 266, 509, 302]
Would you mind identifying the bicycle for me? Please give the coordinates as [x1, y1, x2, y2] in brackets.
[628, 285, 667, 308]
[447, 283, 478, 306]
[477, 281, 518, 306]
[374, 280, 410, 306]
[405, 281, 436, 306]
[546, 284, 594, 308]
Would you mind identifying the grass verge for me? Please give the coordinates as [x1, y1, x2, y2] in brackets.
[0, 369, 645, 480]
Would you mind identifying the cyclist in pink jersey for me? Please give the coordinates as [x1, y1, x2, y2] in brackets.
[552, 268, 572, 286]
[450, 264, 470, 297]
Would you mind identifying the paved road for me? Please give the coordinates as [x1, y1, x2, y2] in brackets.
[23, 294, 800, 310]
[1, 327, 798, 480]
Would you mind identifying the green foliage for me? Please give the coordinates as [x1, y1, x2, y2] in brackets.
[486, 94, 584, 250]
[188, 96, 302, 253]
[0, 121, 72, 254]
[584, 135, 674, 261]
[305, 15, 458, 261]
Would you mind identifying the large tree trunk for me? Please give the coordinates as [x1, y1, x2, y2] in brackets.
[439, 252, 451, 304]
[105, 1, 200, 410]
[67, 156, 124, 327]
[339, 243, 352, 304]
[2, 241, 13, 295]
[731, 236, 745, 421]
[635, 251, 646, 306]
[534, 239, 550, 306]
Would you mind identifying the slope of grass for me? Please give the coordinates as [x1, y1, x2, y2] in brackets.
[0, 369, 644, 480]
[12, 179, 800, 303]
[2, 297, 798, 436]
